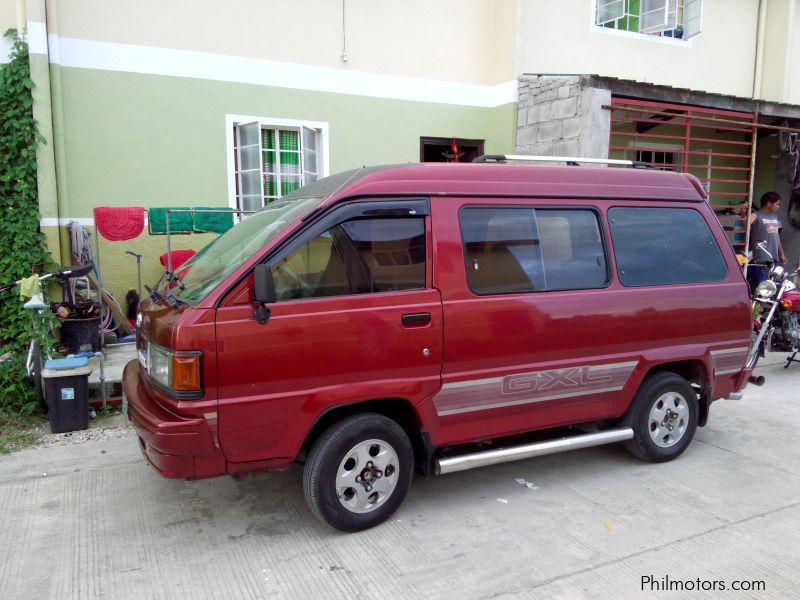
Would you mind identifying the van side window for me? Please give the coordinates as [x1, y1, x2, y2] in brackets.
[608, 208, 728, 286]
[460, 207, 607, 295]
[272, 217, 426, 300]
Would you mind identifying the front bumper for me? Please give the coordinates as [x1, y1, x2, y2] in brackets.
[123, 360, 224, 479]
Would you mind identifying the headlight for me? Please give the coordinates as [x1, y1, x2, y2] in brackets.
[146, 342, 202, 396]
[755, 280, 777, 299]
[769, 265, 787, 282]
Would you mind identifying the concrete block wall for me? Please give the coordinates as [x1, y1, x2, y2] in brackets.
[517, 76, 611, 160]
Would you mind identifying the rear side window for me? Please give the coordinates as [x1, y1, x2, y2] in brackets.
[608, 208, 727, 286]
[272, 217, 425, 300]
[460, 207, 608, 295]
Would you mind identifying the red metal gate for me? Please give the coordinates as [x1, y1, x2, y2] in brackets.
[608, 97, 756, 250]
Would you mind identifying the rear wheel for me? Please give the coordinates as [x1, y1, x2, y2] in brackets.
[622, 372, 698, 462]
[303, 413, 413, 532]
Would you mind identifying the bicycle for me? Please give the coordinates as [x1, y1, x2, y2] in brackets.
[0, 265, 93, 412]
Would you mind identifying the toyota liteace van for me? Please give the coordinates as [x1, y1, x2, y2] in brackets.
[125, 157, 753, 531]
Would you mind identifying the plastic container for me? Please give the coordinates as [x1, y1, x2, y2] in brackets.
[59, 316, 101, 354]
[42, 357, 92, 433]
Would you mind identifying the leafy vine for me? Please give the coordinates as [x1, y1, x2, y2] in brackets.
[0, 29, 55, 413]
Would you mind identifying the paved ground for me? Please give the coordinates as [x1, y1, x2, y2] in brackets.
[1, 356, 798, 599]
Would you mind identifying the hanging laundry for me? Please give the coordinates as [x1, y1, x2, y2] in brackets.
[193, 207, 235, 234]
[93, 207, 145, 241]
[159, 250, 196, 270]
[18, 274, 41, 300]
[148, 207, 193, 234]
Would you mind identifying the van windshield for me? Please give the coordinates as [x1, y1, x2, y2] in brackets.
[168, 196, 324, 305]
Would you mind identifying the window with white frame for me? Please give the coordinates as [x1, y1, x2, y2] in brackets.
[232, 119, 326, 211]
[595, 0, 702, 40]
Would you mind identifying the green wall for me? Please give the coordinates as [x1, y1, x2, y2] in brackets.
[40, 65, 517, 304]
[53, 65, 516, 215]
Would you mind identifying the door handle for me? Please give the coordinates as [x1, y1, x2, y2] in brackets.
[401, 312, 431, 327]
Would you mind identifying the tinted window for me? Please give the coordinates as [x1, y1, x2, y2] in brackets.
[272, 218, 425, 300]
[608, 208, 727, 286]
[460, 207, 607, 295]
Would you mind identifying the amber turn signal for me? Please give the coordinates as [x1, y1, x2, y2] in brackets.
[781, 299, 793, 310]
[172, 354, 201, 391]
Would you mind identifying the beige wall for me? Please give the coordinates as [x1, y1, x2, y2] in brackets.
[1, 0, 20, 59]
[46, 0, 516, 85]
[791, 2, 800, 101]
[761, 0, 793, 102]
[518, 0, 760, 100]
[0, 0, 19, 27]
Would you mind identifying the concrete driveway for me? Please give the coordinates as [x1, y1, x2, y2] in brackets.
[1, 356, 798, 599]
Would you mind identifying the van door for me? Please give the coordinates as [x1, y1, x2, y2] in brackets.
[428, 199, 629, 447]
[214, 199, 442, 463]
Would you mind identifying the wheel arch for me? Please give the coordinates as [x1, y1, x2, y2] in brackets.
[299, 398, 433, 474]
[644, 359, 711, 426]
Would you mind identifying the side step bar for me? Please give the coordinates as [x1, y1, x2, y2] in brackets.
[436, 428, 634, 475]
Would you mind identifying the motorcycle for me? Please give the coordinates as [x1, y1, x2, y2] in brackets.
[746, 264, 800, 370]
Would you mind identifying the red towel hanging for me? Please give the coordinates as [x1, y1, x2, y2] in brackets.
[159, 250, 196, 269]
[94, 207, 145, 241]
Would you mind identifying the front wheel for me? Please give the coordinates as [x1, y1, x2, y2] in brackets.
[303, 413, 413, 532]
[622, 372, 698, 462]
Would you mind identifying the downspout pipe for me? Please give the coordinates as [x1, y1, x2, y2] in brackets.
[744, 0, 768, 269]
[26, 0, 63, 265]
[753, 0, 768, 100]
[16, 0, 26, 32]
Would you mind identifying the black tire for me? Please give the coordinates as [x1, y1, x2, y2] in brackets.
[31, 340, 47, 414]
[303, 413, 413, 532]
[622, 372, 698, 462]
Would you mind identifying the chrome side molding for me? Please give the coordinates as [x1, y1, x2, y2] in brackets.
[435, 428, 634, 475]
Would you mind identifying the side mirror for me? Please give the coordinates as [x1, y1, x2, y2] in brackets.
[252, 264, 276, 324]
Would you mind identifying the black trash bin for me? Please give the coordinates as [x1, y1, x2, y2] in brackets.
[59, 316, 101, 354]
[42, 357, 92, 433]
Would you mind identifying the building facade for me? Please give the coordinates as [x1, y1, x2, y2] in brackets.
[2, 0, 800, 301]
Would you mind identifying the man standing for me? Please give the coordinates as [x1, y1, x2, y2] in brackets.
[747, 191, 787, 291]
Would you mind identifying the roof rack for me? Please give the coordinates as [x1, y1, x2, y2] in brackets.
[473, 154, 655, 169]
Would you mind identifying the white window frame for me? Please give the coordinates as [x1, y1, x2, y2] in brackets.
[590, 0, 699, 46]
[625, 140, 683, 171]
[225, 114, 330, 210]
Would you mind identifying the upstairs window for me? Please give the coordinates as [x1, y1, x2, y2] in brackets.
[230, 117, 327, 211]
[595, 0, 702, 40]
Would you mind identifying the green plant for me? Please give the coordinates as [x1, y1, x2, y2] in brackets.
[0, 29, 55, 415]
[0, 407, 39, 453]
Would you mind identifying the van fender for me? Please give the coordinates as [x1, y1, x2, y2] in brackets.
[627, 353, 712, 426]
[298, 397, 434, 473]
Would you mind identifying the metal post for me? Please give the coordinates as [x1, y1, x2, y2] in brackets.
[166, 209, 172, 276]
[94, 226, 104, 352]
[743, 108, 760, 279]
[162, 209, 255, 282]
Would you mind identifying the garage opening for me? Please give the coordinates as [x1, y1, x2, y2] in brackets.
[607, 97, 756, 251]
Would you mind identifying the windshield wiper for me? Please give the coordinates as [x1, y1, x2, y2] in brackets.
[145, 283, 182, 309]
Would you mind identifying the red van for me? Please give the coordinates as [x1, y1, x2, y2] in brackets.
[124, 159, 753, 531]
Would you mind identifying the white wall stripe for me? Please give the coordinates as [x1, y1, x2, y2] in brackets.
[41, 218, 94, 226]
[26, 22, 48, 56]
[24, 30, 517, 108]
[0, 34, 13, 63]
